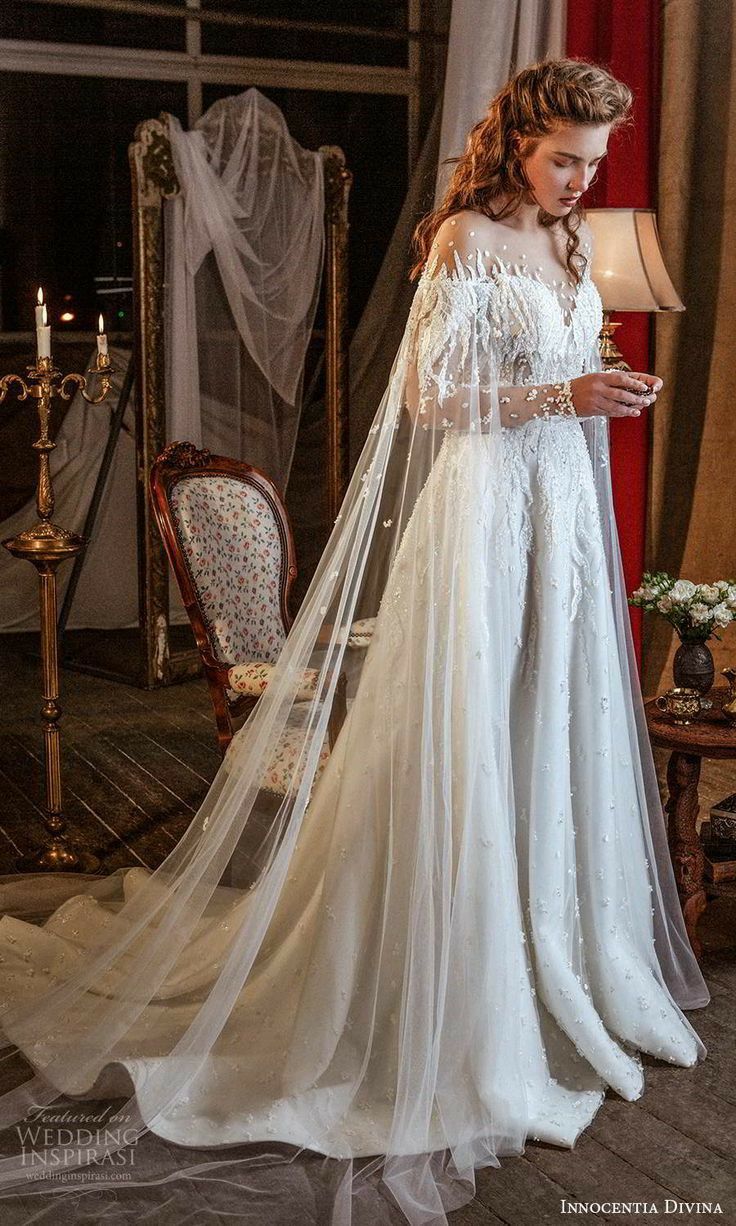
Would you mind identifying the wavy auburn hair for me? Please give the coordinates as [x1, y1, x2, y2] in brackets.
[410, 57, 633, 283]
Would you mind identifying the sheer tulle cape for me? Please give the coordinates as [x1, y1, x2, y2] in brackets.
[0, 247, 709, 1224]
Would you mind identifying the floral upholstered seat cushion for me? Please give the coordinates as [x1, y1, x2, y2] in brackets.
[347, 617, 376, 648]
[227, 661, 320, 703]
[170, 474, 287, 665]
[257, 725, 331, 796]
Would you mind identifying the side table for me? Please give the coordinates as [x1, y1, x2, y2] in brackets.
[644, 684, 736, 959]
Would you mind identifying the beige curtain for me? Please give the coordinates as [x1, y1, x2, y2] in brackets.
[349, 0, 567, 469]
[434, 0, 566, 205]
[645, 0, 736, 696]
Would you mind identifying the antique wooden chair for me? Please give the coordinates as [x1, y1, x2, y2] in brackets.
[149, 442, 356, 794]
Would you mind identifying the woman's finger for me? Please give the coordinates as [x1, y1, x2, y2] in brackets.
[605, 372, 648, 393]
[604, 387, 651, 407]
[630, 371, 664, 393]
[607, 393, 651, 416]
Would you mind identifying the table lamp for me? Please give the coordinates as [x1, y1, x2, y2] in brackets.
[585, 208, 684, 370]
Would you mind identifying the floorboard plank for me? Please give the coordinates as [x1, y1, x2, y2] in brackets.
[0, 735, 133, 872]
[70, 713, 209, 807]
[59, 714, 200, 842]
[586, 1097, 736, 1209]
[474, 1148, 612, 1224]
[0, 764, 46, 858]
[113, 689, 222, 779]
[522, 1130, 678, 1220]
[631, 1066, 736, 1160]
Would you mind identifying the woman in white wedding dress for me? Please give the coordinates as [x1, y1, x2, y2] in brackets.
[0, 58, 709, 1226]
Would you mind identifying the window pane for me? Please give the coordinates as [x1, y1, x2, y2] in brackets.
[0, 2, 187, 52]
[0, 73, 187, 333]
[200, 0, 409, 67]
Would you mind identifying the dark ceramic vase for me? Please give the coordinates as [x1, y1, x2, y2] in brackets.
[672, 637, 715, 694]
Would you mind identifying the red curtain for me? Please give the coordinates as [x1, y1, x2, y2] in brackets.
[566, 0, 661, 670]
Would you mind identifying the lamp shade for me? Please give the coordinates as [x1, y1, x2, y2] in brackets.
[584, 208, 684, 313]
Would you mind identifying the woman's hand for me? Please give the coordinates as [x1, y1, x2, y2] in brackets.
[570, 370, 663, 418]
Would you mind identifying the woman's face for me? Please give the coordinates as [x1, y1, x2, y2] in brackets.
[520, 123, 611, 216]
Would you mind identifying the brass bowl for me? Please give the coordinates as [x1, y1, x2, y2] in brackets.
[655, 686, 702, 724]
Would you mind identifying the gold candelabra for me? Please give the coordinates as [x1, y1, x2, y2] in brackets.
[1, 349, 115, 872]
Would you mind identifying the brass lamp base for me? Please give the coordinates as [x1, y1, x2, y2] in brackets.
[16, 842, 101, 873]
[2, 526, 95, 876]
[599, 312, 632, 371]
[4, 521, 85, 562]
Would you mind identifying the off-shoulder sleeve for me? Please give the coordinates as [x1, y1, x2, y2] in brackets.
[404, 218, 508, 434]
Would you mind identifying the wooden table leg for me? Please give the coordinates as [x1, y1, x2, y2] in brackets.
[664, 750, 706, 960]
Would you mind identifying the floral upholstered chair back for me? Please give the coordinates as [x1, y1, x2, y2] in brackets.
[166, 450, 293, 670]
[151, 442, 350, 761]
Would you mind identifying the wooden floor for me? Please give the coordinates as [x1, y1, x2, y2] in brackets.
[0, 632, 735, 1224]
[0, 631, 219, 873]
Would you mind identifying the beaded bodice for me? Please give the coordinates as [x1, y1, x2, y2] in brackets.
[416, 209, 605, 395]
[419, 249, 604, 392]
[487, 261, 603, 386]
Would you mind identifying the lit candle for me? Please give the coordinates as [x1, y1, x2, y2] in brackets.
[37, 301, 51, 360]
[96, 313, 108, 359]
[35, 287, 45, 329]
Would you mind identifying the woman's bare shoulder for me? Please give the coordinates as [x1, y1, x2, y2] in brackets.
[430, 210, 508, 270]
[445, 209, 505, 240]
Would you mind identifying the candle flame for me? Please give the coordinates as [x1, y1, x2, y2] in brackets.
[98, 314, 105, 335]
[42, 303, 47, 326]
[37, 287, 43, 305]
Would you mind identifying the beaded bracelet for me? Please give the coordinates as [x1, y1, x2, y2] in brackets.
[523, 379, 577, 421]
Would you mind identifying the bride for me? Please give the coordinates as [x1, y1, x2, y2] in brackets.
[0, 57, 709, 1225]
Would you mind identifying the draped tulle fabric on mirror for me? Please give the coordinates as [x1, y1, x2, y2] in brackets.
[0, 220, 709, 1224]
[165, 88, 325, 492]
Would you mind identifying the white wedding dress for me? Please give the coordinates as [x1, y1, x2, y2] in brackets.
[0, 215, 708, 1224]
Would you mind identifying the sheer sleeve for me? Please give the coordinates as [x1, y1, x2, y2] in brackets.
[404, 277, 497, 433]
[404, 221, 502, 435]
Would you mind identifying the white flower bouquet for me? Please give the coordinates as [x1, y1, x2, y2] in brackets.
[629, 571, 736, 643]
